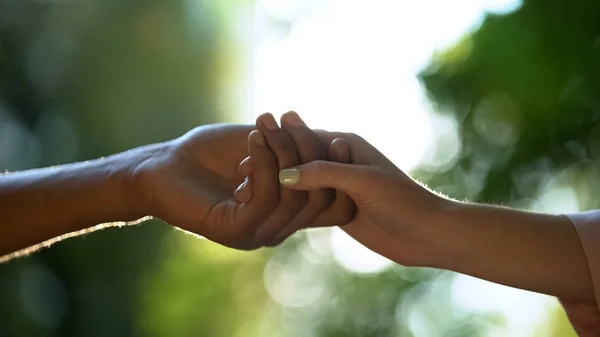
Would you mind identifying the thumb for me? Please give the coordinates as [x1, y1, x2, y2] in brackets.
[278, 154, 370, 199]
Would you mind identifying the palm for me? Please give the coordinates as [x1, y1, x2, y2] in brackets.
[150, 124, 265, 249]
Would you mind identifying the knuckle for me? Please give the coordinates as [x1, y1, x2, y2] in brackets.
[345, 132, 360, 140]
[310, 159, 331, 172]
[312, 159, 328, 167]
[343, 132, 363, 145]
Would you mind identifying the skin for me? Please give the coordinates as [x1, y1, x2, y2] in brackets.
[0, 122, 345, 260]
[1, 111, 597, 334]
[249, 112, 355, 246]
[240, 112, 599, 335]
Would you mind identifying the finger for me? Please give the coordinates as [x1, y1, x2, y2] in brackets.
[257, 113, 302, 170]
[233, 176, 252, 204]
[311, 138, 356, 226]
[314, 129, 351, 150]
[237, 157, 254, 203]
[237, 130, 279, 226]
[314, 130, 392, 166]
[252, 113, 307, 243]
[280, 111, 328, 165]
[271, 138, 356, 244]
[279, 160, 371, 200]
[239, 156, 253, 176]
[260, 112, 336, 246]
[279, 111, 335, 215]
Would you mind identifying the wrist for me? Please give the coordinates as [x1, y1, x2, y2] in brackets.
[411, 197, 469, 269]
[93, 154, 147, 222]
[114, 141, 174, 220]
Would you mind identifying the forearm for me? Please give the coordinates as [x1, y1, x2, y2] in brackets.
[0, 148, 150, 258]
[427, 201, 594, 302]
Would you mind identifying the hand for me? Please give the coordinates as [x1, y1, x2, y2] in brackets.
[238, 114, 600, 334]
[270, 130, 596, 304]
[131, 124, 287, 250]
[0, 122, 332, 259]
[236, 112, 356, 246]
[295, 132, 449, 265]
[243, 124, 446, 265]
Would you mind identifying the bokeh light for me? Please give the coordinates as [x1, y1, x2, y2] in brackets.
[330, 228, 393, 275]
[0, 0, 594, 336]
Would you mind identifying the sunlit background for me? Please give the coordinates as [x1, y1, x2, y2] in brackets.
[2, 0, 600, 336]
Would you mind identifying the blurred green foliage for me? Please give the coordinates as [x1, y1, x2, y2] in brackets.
[1, 0, 597, 336]
[0, 1, 250, 336]
[419, 0, 600, 210]
[417, 1, 600, 335]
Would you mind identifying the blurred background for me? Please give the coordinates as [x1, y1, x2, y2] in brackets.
[1, 0, 599, 335]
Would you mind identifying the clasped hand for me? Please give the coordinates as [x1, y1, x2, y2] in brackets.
[233, 111, 445, 267]
[134, 112, 357, 250]
[138, 110, 443, 267]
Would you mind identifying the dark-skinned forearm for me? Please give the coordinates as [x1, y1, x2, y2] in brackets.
[0, 149, 151, 258]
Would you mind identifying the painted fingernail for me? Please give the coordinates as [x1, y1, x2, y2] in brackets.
[253, 130, 266, 146]
[283, 111, 304, 127]
[262, 116, 279, 130]
[279, 168, 300, 185]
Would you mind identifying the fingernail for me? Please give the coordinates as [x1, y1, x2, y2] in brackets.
[253, 131, 266, 146]
[283, 111, 304, 127]
[262, 116, 279, 131]
[235, 176, 249, 192]
[331, 138, 350, 163]
[234, 179, 251, 203]
[279, 168, 300, 185]
[234, 180, 247, 193]
[239, 159, 252, 175]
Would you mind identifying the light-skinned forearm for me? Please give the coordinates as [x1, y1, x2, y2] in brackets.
[427, 201, 594, 302]
[0, 148, 152, 259]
